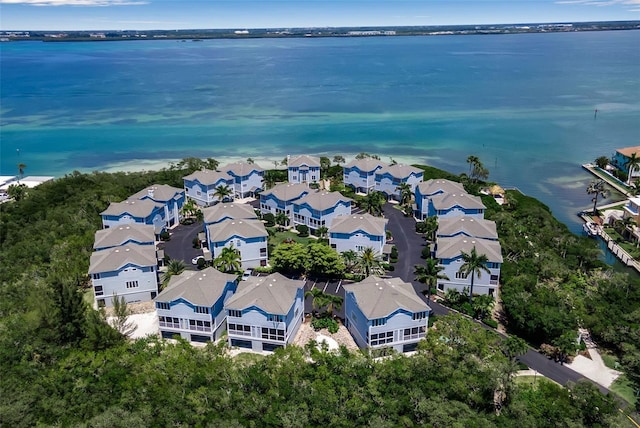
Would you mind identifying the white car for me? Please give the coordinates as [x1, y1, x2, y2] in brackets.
[191, 255, 205, 265]
[241, 269, 252, 280]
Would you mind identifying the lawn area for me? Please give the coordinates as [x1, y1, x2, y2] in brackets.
[610, 375, 638, 407]
[601, 351, 621, 370]
[268, 229, 315, 246]
[602, 227, 640, 259]
[233, 352, 266, 366]
[83, 288, 95, 308]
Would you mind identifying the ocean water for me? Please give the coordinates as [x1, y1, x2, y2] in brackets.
[1, 31, 639, 232]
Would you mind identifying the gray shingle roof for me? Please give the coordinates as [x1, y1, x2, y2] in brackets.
[183, 169, 233, 186]
[431, 193, 486, 211]
[416, 179, 465, 196]
[222, 162, 264, 176]
[435, 236, 503, 263]
[288, 154, 320, 168]
[376, 164, 422, 179]
[100, 199, 164, 218]
[93, 224, 155, 249]
[157, 267, 237, 307]
[343, 276, 430, 319]
[344, 158, 387, 173]
[329, 213, 388, 236]
[129, 183, 184, 203]
[207, 219, 268, 242]
[296, 190, 352, 211]
[224, 272, 304, 314]
[261, 182, 310, 201]
[89, 243, 157, 274]
[436, 216, 498, 240]
[203, 203, 257, 224]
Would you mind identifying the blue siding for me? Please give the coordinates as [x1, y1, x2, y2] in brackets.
[345, 291, 370, 347]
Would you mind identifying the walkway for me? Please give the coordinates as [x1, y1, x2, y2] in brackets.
[566, 329, 622, 389]
[582, 163, 631, 197]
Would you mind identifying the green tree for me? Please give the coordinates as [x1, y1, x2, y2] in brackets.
[204, 157, 219, 170]
[305, 242, 345, 278]
[320, 156, 331, 178]
[17, 162, 26, 179]
[316, 226, 328, 239]
[458, 246, 490, 304]
[472, 293, 495, 320]
[110, 293, 137, 337]
[275, 211, 289, 229]
[162, 259, 186, 289]
[502, 336, 529, 361]
[52, 280, 87, 345]
[214, 184, 233, 202]
[553, 330, 577, 365]
[332, 155, 345, 166]
[466, 155, 479, 176]
[270, 242, 308, 275]
[355, 152, 380, 160]
[6, 183, 27, 201]
[341, 250, 359, 272]
[586, 179, 608, 216]
[358, 191, 385, 216]
[396, 182, 412, 206]
[246, 157, 255, 165]
[414, 258, 449, 300]
[213, 245, 242, 273]
[594, 156, 609, 169]
[356, 247, 385, 278]
[625, 152, 640, 185]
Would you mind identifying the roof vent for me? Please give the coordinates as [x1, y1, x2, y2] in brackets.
[125, 248, 130, 252]
[114, 249, 119, 253]
[199, 277, 203, 281]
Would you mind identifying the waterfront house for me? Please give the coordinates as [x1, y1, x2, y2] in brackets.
[374, 164, 423, 200]
[434, 237, 502, 297]
[100, 199, 166, 235]
[129, 184, 185, 228]
[343, 276, 430, 353]
[225, 273, 305, 352]
[612, 145, 640, 182]
[206, 219, 268, 268]
[414, 179, 466, 220]
[436, 216, 498, 241]
[426, 192, 486, 219]
[293, 190, 352, 230]
[343, 158, 387, 194]
[259, 182, 310, 223]
[203, 202, 257, 226]
[329, 213, 388, 255]
[183, 169, 234, 206]
[89, 243, 159, 307]
[221, 162, 264, 199]
[155, 267, 237, 343]
[93, 223, 156, 251]
[287, 154, 321, 184]
[623, 197, 640, 224]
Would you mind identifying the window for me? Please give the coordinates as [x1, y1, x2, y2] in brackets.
[196, 191, 202, 196]
[94, 285, 104, 296]
[236, 240, 242, 247]
[228, 323, 251, 336]
[261, 327, 285, 341]
[126, 280, 139, 288]
[437, 283, 444, 291]
[403, 326, 426, 340]
[371, 318, 386, 327]
[268, 314, 284, 323]
[412, 312, 426, 321]
[228, 309, 242, 318]
[195, 306, 209, 314]
[189, 319, 212, 332]
[455, 272, 467, 279]
[92, 273, 100, 280]
[159, 316, 180, 328]
[370, 331, 394, 346]
[260, 248, 267, 256]
[156, 302, 170, 310]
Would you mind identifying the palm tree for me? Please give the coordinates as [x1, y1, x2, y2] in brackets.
[275, 211, 289, 229]
[316, 226, 328, 239]
[305, 288, 328, 316]
[625, 152, 640, 185]
[333, 155, 345, 166]
[356, 247, 385, 278]
[471, 293, 495, 320]
[358, 191, 385, 216]
[414, 258, 449, 301]
[305, 288, 343, 317]
[213, 245, 242, 273]
[396, 182, 412, 206]
[466, 155, 479, 177]
[180, 198, 198, 220]
[341, 250, 359, 272]
[214, 184, 233, 202]
[17, 162, 26, 180]
[586, 179, 608, 216]
[162, 259, 186, 289]
[458, 246, 490, 304]
[246, 157, 255, 165]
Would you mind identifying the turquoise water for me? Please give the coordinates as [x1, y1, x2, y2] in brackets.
[1, 31, 639, 232]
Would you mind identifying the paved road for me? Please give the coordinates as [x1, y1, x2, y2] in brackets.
[160, 221, 205, 268]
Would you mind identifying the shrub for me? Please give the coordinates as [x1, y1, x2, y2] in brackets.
[253, 266, 274, 274]
[192, 237, 200, 248]
[196, 258, 206, 269]
[296, 224, 309, 237]
[311, 317, 339, 334]
[386, 264, 395, 271]
[390, 246, 398, 258]
[159, 230, 170, 241]
[421, 247, 431, 259]
[416, 221, 427, 234]
[482, 318, 498, 329]
[263, 213, 275, 227]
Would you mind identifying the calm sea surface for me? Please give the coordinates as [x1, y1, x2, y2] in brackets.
[1, 31, 639, 232]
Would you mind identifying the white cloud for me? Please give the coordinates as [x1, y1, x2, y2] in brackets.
[0, 0, 148, 6]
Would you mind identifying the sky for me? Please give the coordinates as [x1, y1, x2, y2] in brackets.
[1, 0, 639, 31]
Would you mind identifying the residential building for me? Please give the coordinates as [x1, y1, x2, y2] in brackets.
[612, 145, 640, 181]
[329, 213, 388, 255]
[623, 197, 640, 224]
[343, 158, 387, 194]
[183, 169, 233, 206]
[221, 162, 264, 199]
[155, 267, 238, 343]
[374, 164, 423, 200]
[225, 272, 305, 352]
[206, 219, 268, 268]
[434, 237, 502, 296]
[287, 155, 321, 184]
[414, 179, 465, 220]
[100, 199, 166, 235]
[129, 184, 185, 228]
[88, 243, 159, 307]
[343, 276, 430, 353]
[203, 202, 257, 226]
[260, 183, 310, 222]
[426, 192, 486, 219]
[93, 223, 156, 251]
[293, 190, 352, 230]
[436, 216, 498, 241]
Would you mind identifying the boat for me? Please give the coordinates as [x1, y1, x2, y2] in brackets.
[583, 222, 600, 237]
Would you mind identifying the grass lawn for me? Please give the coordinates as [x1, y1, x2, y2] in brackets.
[269, 229, 315, 246]
[601, 351, 621, 370]
[83, 288, 95, 307]
[234, 352, 266, 366]
[610, 375, 638, 407]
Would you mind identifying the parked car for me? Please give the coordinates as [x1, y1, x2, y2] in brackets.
[191, 255, 204, 265]
[241, 269, 253, 281]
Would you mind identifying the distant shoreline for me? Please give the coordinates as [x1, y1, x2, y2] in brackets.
[3, 20, 639, 43]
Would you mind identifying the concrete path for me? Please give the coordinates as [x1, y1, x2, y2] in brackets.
[566, 329, 622, 388]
